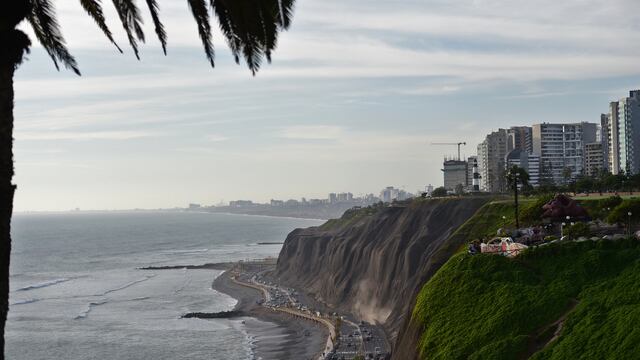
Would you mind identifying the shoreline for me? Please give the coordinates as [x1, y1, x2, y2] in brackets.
[212, 270, 329, 360]
[196, 210, 328, 222]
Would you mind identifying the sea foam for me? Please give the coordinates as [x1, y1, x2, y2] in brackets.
[16, 278, 73, 292]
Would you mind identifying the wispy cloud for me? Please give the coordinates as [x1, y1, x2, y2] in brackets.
[206, 134, 229, 142]
[279, 125, 345, 140]
[16, 130, 155, 141]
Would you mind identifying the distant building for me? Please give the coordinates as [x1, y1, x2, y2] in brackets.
[466, 156, 477, 191]
[336, 192, 353, 202]
[308, 199, 325, 205]
[379, 186, 413, 202]
[603, 90, 640, 175]
[270, 199, 285, 207]
[601, 113, 611, 173]
[363, 193, 378, 203]
[584, 142, 605, 177]
[285, 199, 300, 206]
[328, 193, 337, 204]
[505, 149, 541, 188]
[508, 126, 533, 154]
[477, 128, 511, 192]
[425, 184, 434, 196]
[229, 200, 254, 207]
[532, 122, 597, 184]
[188, 203, 201, 209]
[442, 159, 467, 192]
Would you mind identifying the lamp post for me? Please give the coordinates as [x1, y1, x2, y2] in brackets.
[561, 222, 566, 238]
[628, 211, 632, 238]
[508, 168, 520, 229]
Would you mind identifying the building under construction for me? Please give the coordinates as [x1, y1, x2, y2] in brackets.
[442, 157, 467, 192]
[441, 156, 481, 193]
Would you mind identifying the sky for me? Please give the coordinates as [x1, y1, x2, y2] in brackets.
[12, 0, 640, 211]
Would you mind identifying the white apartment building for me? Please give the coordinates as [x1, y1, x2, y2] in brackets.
[532, 122, 597, 185]
[477, 129, 511, 192]
[604, 90, 640, 175]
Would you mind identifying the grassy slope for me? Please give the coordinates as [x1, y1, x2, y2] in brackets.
[411, 238, 640, 359]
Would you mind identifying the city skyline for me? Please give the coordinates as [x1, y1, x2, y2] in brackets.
[13, 0, 640, 211]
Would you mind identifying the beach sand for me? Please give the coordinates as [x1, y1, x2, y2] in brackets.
[212, 271, 329, 360]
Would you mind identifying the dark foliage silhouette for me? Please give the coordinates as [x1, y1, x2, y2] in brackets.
[0, 0, 295, 354]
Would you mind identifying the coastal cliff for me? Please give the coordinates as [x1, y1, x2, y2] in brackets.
[273, 197, 491, 349]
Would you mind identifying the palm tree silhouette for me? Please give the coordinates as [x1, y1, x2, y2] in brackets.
[0, 0, 295, 352]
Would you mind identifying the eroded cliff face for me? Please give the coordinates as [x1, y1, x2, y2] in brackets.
[274, 197, 490, 353]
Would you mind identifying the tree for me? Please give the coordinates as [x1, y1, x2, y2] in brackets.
[1, 0, 295, 352]
[562, 166, 573, 186]
[607, 199, 640, 226]
[539, 160, 555, 189]
[431, 187, 448, 197]
[505, 165, 529, 228]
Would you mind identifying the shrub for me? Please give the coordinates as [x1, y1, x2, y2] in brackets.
[579, 195, 623, 220]
[431, 187, 448, 197]
[519, 194, 554, 225]
[564, 222, 591, 239]
[606, 199, 640, 225]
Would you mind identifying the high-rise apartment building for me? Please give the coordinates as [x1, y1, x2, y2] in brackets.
[601, 113, 610, 173]
[604, 91, 640, 175]
[477, 129, 511, 192]
[532, 122, 597, 184]
[466, 156, 477, 191]
[505, 149, 540, 188]
[508, 126, 533, 154]
[584, 142, 605, 177]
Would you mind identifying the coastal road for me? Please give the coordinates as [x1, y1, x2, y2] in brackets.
[231, 264, 391, 359]
[360, 323, 390, 359]
[329, 321, 361, 360]
[231, 272, 338, 357]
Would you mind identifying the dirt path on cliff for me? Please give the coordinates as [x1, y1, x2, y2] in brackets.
[521, 298, 579, 359]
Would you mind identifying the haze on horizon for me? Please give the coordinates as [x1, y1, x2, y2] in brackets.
[13, 0, 640, 211]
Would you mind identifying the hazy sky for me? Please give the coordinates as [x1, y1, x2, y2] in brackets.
[13, 0, 640, 211]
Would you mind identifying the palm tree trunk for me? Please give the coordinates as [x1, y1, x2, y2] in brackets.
[0, 58, 16, 355]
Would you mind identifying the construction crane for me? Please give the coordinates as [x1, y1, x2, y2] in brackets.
[431, 142, 467, 161]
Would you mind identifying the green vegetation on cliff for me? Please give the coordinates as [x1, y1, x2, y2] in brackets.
[411, 239, 640, 359]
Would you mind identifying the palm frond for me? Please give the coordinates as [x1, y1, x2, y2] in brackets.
[28, 0, 80, 75]
[211, 0, 295, 74]
[79, 0, 122, 53]
[277, 0, 294, 29]
[111, 0, 145, 59]
[187, 0, 215, 67]
[144, 0, 167, 54]
[211, 0, 241, 63]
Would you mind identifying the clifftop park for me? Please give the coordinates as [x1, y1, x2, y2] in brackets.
[266, 193, 640, 359]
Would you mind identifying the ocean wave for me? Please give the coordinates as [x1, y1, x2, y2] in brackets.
[75, 300, 108, 320]
[99, 275, 156, 296]
[160, 248, 209, 254]
[11, 298, 40, 306]
[173, 278, 191, 295]
[127, 296, 150, 301]
[16, 278, 72, 292]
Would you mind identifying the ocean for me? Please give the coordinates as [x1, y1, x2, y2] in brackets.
[6, 211, 323, 359]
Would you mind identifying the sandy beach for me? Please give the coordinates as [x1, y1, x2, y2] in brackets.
[212, 270, 329, 360]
